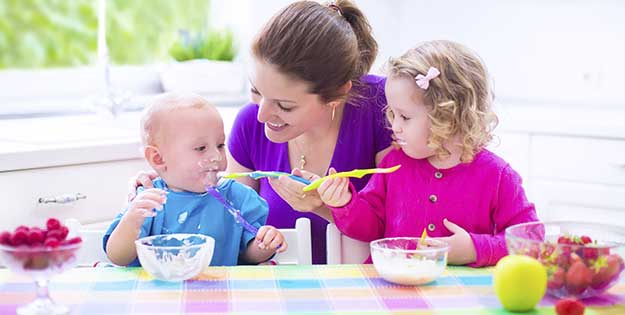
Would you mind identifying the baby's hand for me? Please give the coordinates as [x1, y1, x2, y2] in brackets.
[125, 188, 167, 225]
[433, 219, 477, 265]
[255, 225, 287, 253]
[317, 168, 352, 207]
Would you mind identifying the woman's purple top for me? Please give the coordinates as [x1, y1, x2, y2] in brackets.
[228, 74, 392, 264]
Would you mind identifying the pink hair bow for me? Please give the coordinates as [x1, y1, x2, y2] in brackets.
[415, 67, 440, 90]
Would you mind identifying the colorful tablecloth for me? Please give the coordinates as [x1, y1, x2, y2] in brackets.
[0, 264, 624, 314]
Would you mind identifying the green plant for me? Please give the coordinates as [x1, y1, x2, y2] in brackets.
[168, 29, 236, 62]
[0, 0, 212, 69]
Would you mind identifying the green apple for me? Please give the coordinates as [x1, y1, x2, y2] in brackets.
[493, 255, 547, 312]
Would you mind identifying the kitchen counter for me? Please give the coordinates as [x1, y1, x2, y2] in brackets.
[0, 264, 623, 314]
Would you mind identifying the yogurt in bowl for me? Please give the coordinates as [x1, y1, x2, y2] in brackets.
[370, 237, 448, 285]
[135, 233, 214, 281]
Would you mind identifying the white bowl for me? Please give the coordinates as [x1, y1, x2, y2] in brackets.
[135, 233, 214, 281]
[371, 237, 448, 285]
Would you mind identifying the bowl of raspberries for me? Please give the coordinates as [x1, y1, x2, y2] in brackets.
[506, 221, 625, 299]
[0, 218, 82, 275]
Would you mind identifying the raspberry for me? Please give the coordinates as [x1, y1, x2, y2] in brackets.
[63, 237, 82, 245]
[14, 225, 29, 233]
[58, 226, 69, 241]
[43, 238, 60, 248]
[0, 231, 12, 246]
[26, 228, 46, 245]
[555, 298, 585, 315]
[46, 229, 63, 241]
[11, 230, 28, 246]
[46, 218, 61, 231]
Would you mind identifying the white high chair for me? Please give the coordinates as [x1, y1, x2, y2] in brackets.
[272, 217, 312, 265]
[326, 223, 370, 264]
[64, 219, 110, 267]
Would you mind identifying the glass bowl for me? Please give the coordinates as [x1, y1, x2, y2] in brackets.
[0, 242, 82, 315]
[135, 233, 214, 281]
[506, 221, 625, 299]
[370, 237, 448, 285]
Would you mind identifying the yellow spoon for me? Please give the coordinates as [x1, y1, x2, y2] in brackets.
[302, 165, 401, 192]
[419, 227, 428, 247]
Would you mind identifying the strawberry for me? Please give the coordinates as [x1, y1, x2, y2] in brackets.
[580, 235, 592, 245]
[555, 298, 585, 315]
[591, 254, 624, 289]
[582, 247, 598, 260]
[46, 218, 61, 231]
[558, 236, 572, 245]
[556, 252, 571, 270]
[565, 261, 593, 295]
[548, 267, 566, 289]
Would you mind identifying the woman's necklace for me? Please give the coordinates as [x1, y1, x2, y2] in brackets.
[292, 139, 307, 170]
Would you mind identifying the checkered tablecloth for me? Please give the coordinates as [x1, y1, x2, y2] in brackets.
[0, 264, 623, 314]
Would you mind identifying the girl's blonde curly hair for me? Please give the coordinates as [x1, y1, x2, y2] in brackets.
[385, 40, 498, 163]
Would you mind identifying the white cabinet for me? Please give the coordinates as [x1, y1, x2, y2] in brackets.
[528, 135, 625, 226]
[0, 159, 149, 230]
[489, 132, 531, 186]
[531, 180, 625, 224]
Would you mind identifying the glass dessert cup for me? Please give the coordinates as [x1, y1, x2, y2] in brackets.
[0, 242, 82, 315]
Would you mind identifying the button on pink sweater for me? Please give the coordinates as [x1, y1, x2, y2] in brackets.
[331, 148, 538, 267]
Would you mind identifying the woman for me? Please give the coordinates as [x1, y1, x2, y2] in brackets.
[131, 0, 392, 264]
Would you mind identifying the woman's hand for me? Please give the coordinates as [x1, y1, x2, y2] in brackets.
[268, 169, 323, 213]
[127, 170, 159, 201]
[432, 218, 477, 265]
[317, 168, 351, 207]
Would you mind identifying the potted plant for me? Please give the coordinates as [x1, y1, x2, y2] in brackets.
[160, 29, 245, 95]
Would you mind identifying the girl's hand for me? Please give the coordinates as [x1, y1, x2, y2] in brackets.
[255, 225, 287, 253]
[127, 170, 159, 201]
[317, 168, 351, 207]
[124, 188, 167, 228]
[432, 218, 477, 265]
[268, 169, 323, 213]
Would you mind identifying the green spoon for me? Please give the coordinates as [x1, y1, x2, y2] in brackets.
[302, 165, 401, 192]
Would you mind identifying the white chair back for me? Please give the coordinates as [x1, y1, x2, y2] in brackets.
[272, 218, 312, 265]
[326, 223, 370, 264]
[65, 218, 110, 267]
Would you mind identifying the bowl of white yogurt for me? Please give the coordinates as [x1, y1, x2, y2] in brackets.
[135, 233, 214, 281]
[370, 237, 448, 285]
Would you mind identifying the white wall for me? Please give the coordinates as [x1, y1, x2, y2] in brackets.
[228, 0, 625, 108]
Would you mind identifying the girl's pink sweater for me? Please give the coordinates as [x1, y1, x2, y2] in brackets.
[331, 148, 538, 267]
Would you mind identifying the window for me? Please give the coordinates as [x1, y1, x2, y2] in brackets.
[0, 0, 220, 117]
